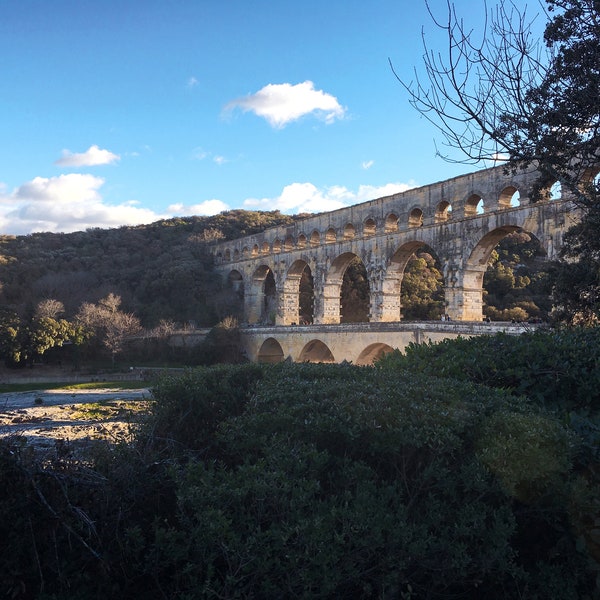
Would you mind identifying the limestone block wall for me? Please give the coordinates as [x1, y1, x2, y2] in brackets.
[210, 164, 581, 324]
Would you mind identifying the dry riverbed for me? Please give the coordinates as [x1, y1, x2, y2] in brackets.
[0, 387, 152, 454]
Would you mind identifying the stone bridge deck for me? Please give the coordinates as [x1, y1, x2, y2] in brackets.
[238, 321, 539, 364]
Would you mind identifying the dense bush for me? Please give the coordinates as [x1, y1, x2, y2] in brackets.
[0, 360, 597, 598]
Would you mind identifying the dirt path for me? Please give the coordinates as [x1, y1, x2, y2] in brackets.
[0, 387, 152, 454]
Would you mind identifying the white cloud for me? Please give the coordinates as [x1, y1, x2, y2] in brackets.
[243, 181, 416, 214]
[225, 81, 346, 128]
[167, 200, 229, 216]
[362, 160, 374, 170]
[55, 145, 120, 167]
[213, 155, 227, 165]
[187, 76, 199, 88]
[0, 174, 165, 234]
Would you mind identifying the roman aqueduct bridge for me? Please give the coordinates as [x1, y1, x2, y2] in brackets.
[211, 164, 581, 329]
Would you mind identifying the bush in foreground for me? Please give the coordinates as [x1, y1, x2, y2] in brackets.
[0, 360, 597, 598]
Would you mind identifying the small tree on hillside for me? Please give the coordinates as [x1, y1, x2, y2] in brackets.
[77, 294, 142, 365]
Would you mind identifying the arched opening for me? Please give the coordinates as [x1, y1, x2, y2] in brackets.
[251, 265, 277, 325]
[224, 249, 231, 261]
[385, 213, 399, 232]
[355, 343, 395, 366]
[298, 234, 307, 248]
[298, 339, 335, 363]
[261, 242, 270, 254]
[322, 252, 370, 324]
[465, 194, 484, 216]
[344, 223, 356, 239]
[310, 230, 320, 247]
[550, 181, 562, 200]
[499, 186, 520, 208]
[283, 260, 314, 325]
[325, 228, 337, 243]
[408, 208, 423, 228]
[483, 230, 550, 322]
[400, 244, 445, 320]
[263, 269, 277, 323]
[299, 266, 314, 324]
[462, 226, 550, 322]
[273, 239, 282, 253]
[233, 249, 240, 261]
[284, 236, 294, 251]
[435, 201, 452, 223]
[251, 244, 259, 257]
[257, 338, 285, 363]
[242, 246, 249, 258]
[340, 256, 370, 323]
[363, 218, 376, 236]
[379, 241, 445, 322]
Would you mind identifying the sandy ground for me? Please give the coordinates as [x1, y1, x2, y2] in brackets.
[0, 387, 152, 454]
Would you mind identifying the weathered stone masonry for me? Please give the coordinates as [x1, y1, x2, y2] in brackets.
[211, 164, 582, 326]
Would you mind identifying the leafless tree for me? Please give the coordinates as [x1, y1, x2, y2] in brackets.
[393, 0, 600, 204]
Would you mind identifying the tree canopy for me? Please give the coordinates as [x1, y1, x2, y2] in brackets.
[398, 0, 600, 323]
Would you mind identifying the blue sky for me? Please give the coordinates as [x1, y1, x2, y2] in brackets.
[0, 0, 519, 235]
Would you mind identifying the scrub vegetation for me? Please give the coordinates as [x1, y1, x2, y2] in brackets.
[1, 337, 599, 598]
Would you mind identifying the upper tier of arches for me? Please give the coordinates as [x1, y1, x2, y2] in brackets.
[212, 164, 580, 264]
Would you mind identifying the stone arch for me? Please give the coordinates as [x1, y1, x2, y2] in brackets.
[355, 343, 395, 366]
[242, 246, 249, 258]
[325, 227, 337, 243]
[233, 249, 240, 261]
[498, 185, 520, 208]
[385, 213, 399, 232]
[273, 239, 282, 253]
[261, 241, 270, 254]
[363, 218, 376, 236]
[224, 249, 231, 261]
[248, 265, 277, 324]
[228, 269, 244, 292]
[408, 207, 423, 228]
[281, 259, 314, 325]
[322, 252, 369, 324]
[378, 240, 444, 322]
[216, 252, 223, 263]
[298, 339, 335, 363]
[284, 235, 294, 251]
[344, 223, 356, 239]
[298, 233, 307, 248]
[435, 201, 452, 223]
[310, 230, 320, 247]
[464, 193, 484, 216]
[257, 338, 285, 363]
[459, 225, 525, 321]
[251, 244, 259, 257]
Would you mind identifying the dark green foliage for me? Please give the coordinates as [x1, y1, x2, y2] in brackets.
[0, 359, 597, 598]
[340, 256, 370, 322]
[377, 327, 600, 414]
[483, 232, 551, 321]
[0, 210, 295, 328]
[401, 250, 444, 320]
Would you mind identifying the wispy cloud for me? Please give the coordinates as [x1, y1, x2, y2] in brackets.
[243, 181, 416, 214]
[362, 160, 374, 170]
[187, 76, 199, 88]
[55, 145, 120, 167]
[225, 81, 346, 128]
[0, 174, 165, 234]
